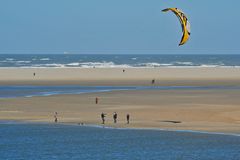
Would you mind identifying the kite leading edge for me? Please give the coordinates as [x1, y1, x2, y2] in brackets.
[162, 8, 191, 46]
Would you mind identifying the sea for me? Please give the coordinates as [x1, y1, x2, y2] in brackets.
[0, 54, 240, 68]
[0, 122, 240, 160]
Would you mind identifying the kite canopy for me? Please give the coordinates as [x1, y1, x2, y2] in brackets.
[162, 8, 191, 46]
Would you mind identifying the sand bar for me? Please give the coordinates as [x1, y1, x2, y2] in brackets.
[0, 67, 240, 134]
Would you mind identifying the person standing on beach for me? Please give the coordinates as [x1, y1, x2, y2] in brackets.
[113, 112, 117, 123]
[151, 79, 155, 85]
[54, 112, 58, 123]
[101, 112, 106, 124]
[126, 114, 130, 124]
[96, 97, 99, 104]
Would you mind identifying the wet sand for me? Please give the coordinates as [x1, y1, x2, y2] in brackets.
[0, 68, 240, 134]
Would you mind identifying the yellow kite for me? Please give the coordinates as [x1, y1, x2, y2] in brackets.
[162, 8, 191, 46]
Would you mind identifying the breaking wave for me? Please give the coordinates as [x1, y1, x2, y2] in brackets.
[0, 54, 239, 68]
[40, 58, 50, 61]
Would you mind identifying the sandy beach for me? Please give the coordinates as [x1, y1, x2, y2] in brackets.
[0, 67, 240, 86]
[0, 67, 240, 134]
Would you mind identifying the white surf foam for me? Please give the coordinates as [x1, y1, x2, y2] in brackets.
[40, 58, 50, 61]
[66, 62, 81, 66]
[32, 63, 65, 68]
[175, 62, 194, 65]
[79, 61, 131, 68]
[138, 63, 173, 67]
[131, 57, 138, 60]
[6, 58, 15, 61]
[16, 61, 31, 63]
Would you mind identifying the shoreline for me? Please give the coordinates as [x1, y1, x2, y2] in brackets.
[1, 120, 240, 137]
[1, 66, 240, 68]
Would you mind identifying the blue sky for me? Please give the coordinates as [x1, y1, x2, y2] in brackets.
[0, 0, 239, 54]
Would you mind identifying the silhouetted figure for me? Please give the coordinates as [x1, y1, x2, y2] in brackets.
[123, 69, 125, 73]
[54, 112, 58, 123]
[54, 116, 58, 123]
[101, 112, 106, 124]
[113, 112, 117, 123]
[126, 114, 130, 124]
[33, 72, 36, 77]
[96, 97, 99, 104]
[151, 79, 155, 85]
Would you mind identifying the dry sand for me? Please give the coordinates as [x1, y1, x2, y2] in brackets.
[0, 67, 240, 86]
[0, 67, 240, 134]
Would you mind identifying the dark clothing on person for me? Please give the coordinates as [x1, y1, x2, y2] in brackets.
[113, 112, 117, 123]
[54, 112, 58, 123]
[101, 113, 106, 124]
[54, 116, 58, 123]
[151, 79, 155, 84]
[126, 114, 130, 124]
[96, 97, 99, 104]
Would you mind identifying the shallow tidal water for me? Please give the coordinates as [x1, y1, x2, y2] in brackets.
[1, 85, 240, 98]
[0, 122, 240, 160]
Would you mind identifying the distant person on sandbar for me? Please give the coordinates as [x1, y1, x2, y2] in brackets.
[126, 114, 130, 124]
[54, 112, 58, 123]
[33, 72, 36, 77]
[151, 79, 155, 85]
[95, 97, 99, 104]
[113, 112, 117, 123]
[123, 69, 125, 73]
[101, 112, 106, 124]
